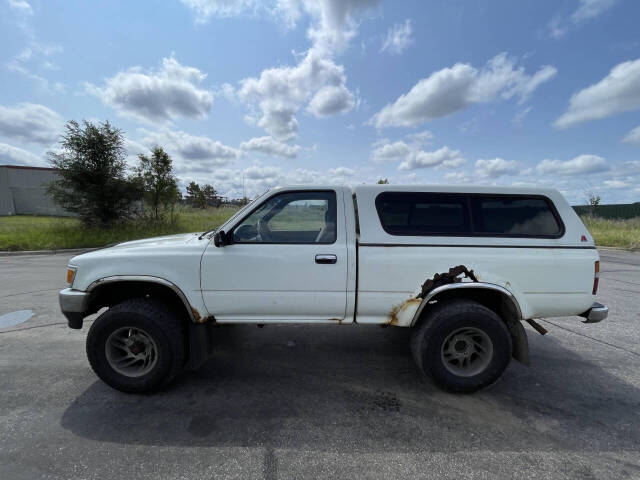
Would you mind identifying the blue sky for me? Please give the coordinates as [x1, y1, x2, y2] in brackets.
[1, 0, 639, 203]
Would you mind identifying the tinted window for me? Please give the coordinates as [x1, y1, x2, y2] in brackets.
[470, 196, 562, 237]
[375, 192, 471, 235]
[233, 191, 336, 244]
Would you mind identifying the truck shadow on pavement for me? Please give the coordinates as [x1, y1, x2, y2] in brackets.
[61, 324, 640, 454]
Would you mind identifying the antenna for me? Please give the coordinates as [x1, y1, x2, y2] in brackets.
[242, 175, 246, 199]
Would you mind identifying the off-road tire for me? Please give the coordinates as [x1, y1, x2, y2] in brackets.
[86, 298, 185, 393]
[411, 299, 512, 393]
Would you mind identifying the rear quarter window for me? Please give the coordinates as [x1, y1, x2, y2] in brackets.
[375, 192, 564, 238]
[470, 196, 563, 237]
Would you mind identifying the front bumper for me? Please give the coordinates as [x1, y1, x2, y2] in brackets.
[59, 288, 89, 329]
[579, 302, 608, 323]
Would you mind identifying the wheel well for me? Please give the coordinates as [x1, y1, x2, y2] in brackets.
[87, 281, 191, 324]
[423, 288, 520, 324]
[417, 287, 529, 365]
[86, 281, 213, 369]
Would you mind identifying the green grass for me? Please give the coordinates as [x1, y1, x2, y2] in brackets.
[1, 209, 639, 251]
[0, 206, 239, 251]
[581, 216, 640, 251]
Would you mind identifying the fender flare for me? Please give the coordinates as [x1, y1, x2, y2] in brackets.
[87, 275, 198, 323]
[409, 282, 523, 327]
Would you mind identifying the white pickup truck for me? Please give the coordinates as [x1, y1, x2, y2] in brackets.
[59, 185, 607, 393]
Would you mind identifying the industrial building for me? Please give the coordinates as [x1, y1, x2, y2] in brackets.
[0, 165, 68, 216]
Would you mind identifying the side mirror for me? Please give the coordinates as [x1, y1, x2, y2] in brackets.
[213, 230, 227, 247]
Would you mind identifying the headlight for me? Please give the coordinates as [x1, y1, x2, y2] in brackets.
[66, 266, 77, 286]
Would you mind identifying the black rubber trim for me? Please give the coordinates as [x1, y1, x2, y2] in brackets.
[358, 243, 596, 249]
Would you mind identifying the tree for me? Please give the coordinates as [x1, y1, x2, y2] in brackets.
[201, 184, 217, 206]
[186, 181, 206, 209]
[377, 178, 389, 184]
[47, 120, 141, 225]
[136, 147, 180, 220]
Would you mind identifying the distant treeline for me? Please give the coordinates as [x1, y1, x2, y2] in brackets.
[573, 203, 640, 219]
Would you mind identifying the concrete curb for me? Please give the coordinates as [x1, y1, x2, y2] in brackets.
[0, 247, 100, 257]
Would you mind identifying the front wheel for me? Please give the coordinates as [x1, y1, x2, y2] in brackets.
[86, 298, 185, 393]
[411, 299, 512, 393]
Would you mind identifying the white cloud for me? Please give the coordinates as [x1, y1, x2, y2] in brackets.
[86, 56, 213, 123]
[238, 50, 354, 139]
[6, 0, 32, 15]
[548, 0, 617, 39]
[398, 146, 465, 171]
[0, 142, 41, 166]
[535, 154, 608, 175]
[229, 1, 377, 139]
[571, 0, 617, 23]
[240, 136, 301, 158]
[370, 140, 410, 163]
[139, 128, 240, 165]
[405, 130, 434, 145]
[475, 158, 520, 178]
[554, 58, 640, 129]
[371, 138, 464, 171]
[328, 166, 355, 176]
[179, 0, 257, 23]
[306, 84, 355, 116]
[622, 125, 640, 144]
[0, 103, 63, 144]
[371, 53, 557, 128]
[603, 179, 630, 189]
[380, 19, 413, 55]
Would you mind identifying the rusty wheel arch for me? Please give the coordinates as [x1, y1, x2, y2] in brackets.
[409, 266, 529, 365]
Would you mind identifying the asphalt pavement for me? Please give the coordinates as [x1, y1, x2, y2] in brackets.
[0, 249, 639, 479]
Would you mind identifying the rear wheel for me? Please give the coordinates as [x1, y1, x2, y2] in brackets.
[411, 299, 512, 393]
[86, 298, 185, 393]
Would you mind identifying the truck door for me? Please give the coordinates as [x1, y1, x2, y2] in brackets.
[200, 189, 348, 323]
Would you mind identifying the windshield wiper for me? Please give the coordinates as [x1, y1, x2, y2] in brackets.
[198, 228, 217, 240]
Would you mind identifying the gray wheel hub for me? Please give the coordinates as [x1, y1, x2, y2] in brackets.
[441, 327, 493, 377]
[105, 327, 158, 377]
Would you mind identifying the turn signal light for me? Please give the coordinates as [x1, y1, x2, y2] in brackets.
[592, 261, 599, 295]
[66, 267, 77, 286]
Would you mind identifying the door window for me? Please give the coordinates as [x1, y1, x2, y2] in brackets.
[232, 191, 337, 244]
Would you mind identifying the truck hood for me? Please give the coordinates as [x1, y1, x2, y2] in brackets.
[110, 232, 204, 249]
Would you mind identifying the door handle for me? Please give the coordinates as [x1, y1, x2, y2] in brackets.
[315, 254, 337, 264]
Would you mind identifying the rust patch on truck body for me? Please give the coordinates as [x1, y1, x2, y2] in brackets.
[191, 307, 216, 324]
[418, 265, 478, 298]
[387, 298, 422, 325]
[387, 265, 479, 326]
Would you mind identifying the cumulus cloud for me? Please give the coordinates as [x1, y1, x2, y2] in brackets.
[371, 138, 464, 171]
[380, 19, 413, 55]
[622, 125, 640, 144]
[139, 128, 240, 165]
[86, 56, 213, 123]
[238, 50, 354, 139]
[554, 59, 640, 129]
[230, 1, 378, 139]
[0, 142, 41, 166]
[0, 103, 63, 144]
[399, 146, 465, 170]
[475, 158, 520, 178]
[240, 136, 301, 158]
[370, 140, 410, 163]
[405, 130, 434, 145]
[371, 53, 557, 128]
[306, 84, 355, 116]
[535, 154, 608, 175]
